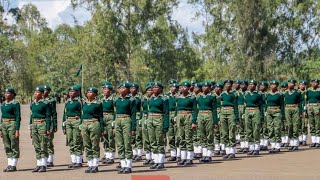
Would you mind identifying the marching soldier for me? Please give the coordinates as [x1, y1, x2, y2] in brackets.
[237, 81, 249, 153]
[148, 82, 169, 169]
[1, 88, 21, 172]
[30, 86, 51, 173]
[220, 80, 238, 160]
[280, 82, 289, 147]
[244, 80, 263, 155]
[197, 82, 218, 163]
[233, 80, 241, 92]
[266, 80, 285, 153]
[115, 83, 137, 174]
[298, 80, 308, 146]
[213, 82, 224, 155]
[167, 82, 179, 162]
[284, 80, 302, 151]
[81, 87, 103, 173]
[142, 83, 154, 165]
[259, 81, 269, 150]
[130, 83, 143, 162]
[307, 79, 320, 148]
[101, 82, 116, 164]
[176, 81, 197, 166]
[193, 82, 203, 159]
[62, 85, 83, 168]
[43, 85, 57, 167]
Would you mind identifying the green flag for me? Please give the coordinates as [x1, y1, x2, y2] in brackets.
[75, 64, 83, 77]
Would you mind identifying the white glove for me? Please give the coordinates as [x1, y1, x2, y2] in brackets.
[112, 121, 115, 127]
[242, 114, 245, 119]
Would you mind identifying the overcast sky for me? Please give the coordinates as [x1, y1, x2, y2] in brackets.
[2, 0, 205, 34]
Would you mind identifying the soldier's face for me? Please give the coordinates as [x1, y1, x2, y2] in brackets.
[119, 87, 129, 95]
[288, 83, 295, 89]
[299, 84, 306, 90]
[34, 91, 43, 99]
[270, 84, 278, 91]
[103, 88, 111, 96]
[5, 92, 14, 100]
[312, 82, 319, 87]
[44, 90, 50, 96]
[259, 85, 267, 91]
[225, 83, 232, 90]
[130, 87, 138, 94]
[233, 83, 240, 89]
[240, 84, 247, 90]
[152, 86, 162, 94]
[194, 86, 201, 93]
[86, 91, 96, 99]
[202, 86, 210, 93]
[181, 86, 190, 93]
[146, 89, 153, 96]
[69, 90, 78, 98]
[249, 83, 256, 91]
[170, 87, 178, 93]
[215, 87, 222, 93]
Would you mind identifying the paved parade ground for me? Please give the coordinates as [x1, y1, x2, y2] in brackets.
[0, 104, 320, 180]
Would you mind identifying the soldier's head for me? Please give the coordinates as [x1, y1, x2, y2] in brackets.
[269, 80, 279, 91]
[311, 79, 319, 88]
[86, 87, 98, 100]
[248, 80, 257, 91]
[130, 83, 139, 95]
[299, 80, 307, 91]
[240, 80, 248, 90]
[4, 87, 16, 101]
[145, 82, 154, 97]
[287, 79, 296, 89]
[69, 85, 80, 98]
[259, 81, 268, 92]
[224, 80, 233, 91]
[102, 81, 113, 96]
[34, 86, 44, 100]
[202, 82, 211, 94]
[215, 82, 224, 94]
[233, 80, 241, 90]
[180, 81, 191, 94]
[152, 81, 163, 95]
[118, 82, 130, 96]
[194, 83, 202, 94]
[170, 83, 179, 94]
[168, 79, 177, 86]
[43, 85, 51, 97]
[190, 81, 196, 92]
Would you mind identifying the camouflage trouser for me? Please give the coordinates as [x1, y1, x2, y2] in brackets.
[102, 114, 115, 153]
[80, 121, 101, 160]
[142, 115, 150, 152]
[167, 112, 177, 150]
[308, 104, 320, 139]
[1, 121, 20, 158]
[267, 109, 282, 143]
[285, 107, 300, 140]
[31, 120, 48, 160]
[132, 114, 143, 150]
[197, 111, 214, 150]
[245, 109, 261, 144]
[176, 113, 193, 151]
[220, 108, 236, 148]
[237, 105, 246, 141]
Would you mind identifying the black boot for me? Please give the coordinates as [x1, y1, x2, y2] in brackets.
[247, 151, 254, 156]
[214, 150, 220, 156]
[90, 166, 98, 173]
[220, 150, 226, 156]
[73, 163, 82, 168]
[176, 157, 181, 162]
[280, 143, 285, 147]
[238, 148, 244, 153]
[102, 158, 108, 164]
[134, 156, 142, 161]
[85, 167, 92, 173]
[177, 159, 186, 166]
[228, 154, 235, 159]
[143, 159, 151, 165]
[68, 163, 75, 168]
[123, 167, 132, 174]
[242, 148, 249, 153]
[292, 146, 299, 151]
[253, 150, 259, 155]
[116, 163, 121, 170]
[32, 166, 40, 173]
[117, 168, 124, 174]
[167, 156, 177, 161]
[156, 163, 165, 169]
[288, 146, 294, 151]
[199, 156, 207, 163]
[269, 148, 275, 154]
[184, 160, 193, 166]
[222, 154, 229, 160]
[47, 162, 54, 167]
[273, 149, 280, 153]
[3, 166, 10, 172]
[150, 163, 158, 169]
[106, 159, 114, 164]
[38, 166, 47, 173]
[7, 166, 17, 172]
[302, 141, 307, 146]
[310, 143, 316, 148]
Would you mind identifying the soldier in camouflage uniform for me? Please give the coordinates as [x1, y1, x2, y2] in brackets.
[213, 82, 224, 155]
[193, 82, 203, 159]
[259, 81, 269, 150]
[1, 88, 21, 172]
[43, 85, 57, 167]
[298, 80, 308, 146]
[280, 82, 289, 147]
[237, 81, 249, 153]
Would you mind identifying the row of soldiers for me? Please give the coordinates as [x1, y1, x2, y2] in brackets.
[1, 79, 320, 174]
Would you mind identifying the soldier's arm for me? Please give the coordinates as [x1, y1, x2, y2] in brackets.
[29, 103, 33, 126]
[130, 98, 137, 131]
[298, 92, 303, 115]
[14, 102, 21, 131]
[280, 94, 285, 120]
[98, 102, 104, 132]
[45, 102, 52, 131]
[258, 94, 264, 122]
[62, 103, 67, 129]
[52, 99, 58, 129]
[163, 98, 170, 132]
[212, 96, 218, 125]
[191, 97, 197, 124]
[234, 93, 239, 123]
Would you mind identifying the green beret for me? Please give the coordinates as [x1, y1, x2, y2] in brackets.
[153, 81, 164, 88]
[280, 81, 288, 87]
[180, 81, 191, 87]
[168, 79, 177, 85]
[34, 86, 45, 93]
[43, 85, 51, 91]
[130, 82, 139, 88]
[87, 87, 98, 93]
[211, 81, 216, 86]
[202, 82, 212, 87]
[234, 80, 241, 84]
[215, 82, 224, 88]
[259, 81, 268, 87]
[287, 79, 296, 84]
[5, 87, 15, 95]
[241, 80, 248, 85]
[311, 79, 319, 83]
[69, 85, 81, 91]
[118, 82, 131, 89]
[248, 80, 257, 85]
[224, 80, 233, 84]
[300, 80, 308, 85]
[171, 83, 179, 88]
[190, 81, 196, 86]
[145, 83, 153, 91]
[101, 81, 112, 87]
[194, 82, 203, 87]
[269, 80, 279, 85]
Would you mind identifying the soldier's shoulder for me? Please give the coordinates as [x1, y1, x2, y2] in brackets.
[43, 99, 50, 104]
[12, 99, 20, 104]
[161, 94, 169, 101]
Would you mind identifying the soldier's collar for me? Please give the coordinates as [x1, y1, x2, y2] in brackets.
[268, 90, 280, 94]
[119, 94, 130, 99]
[34, 98, 44, 103]
[102, 94, 113, 100]
[4, 99, 15, 104]
[179, 93, 192, 98]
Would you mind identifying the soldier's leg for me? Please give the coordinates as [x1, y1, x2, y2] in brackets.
[185, 114, 194, 164]
[177, 114, 187, 165]
[81, 123, 93, 170]
[219, 111, 229, 159]
[148, 116, 157, 168]
[106, 116, 115, 163]
[205, 113, 214, 161]
[102, 117, 109, 160]
[315, 106, 320, 147]
[123, 117, 133, 172]
[115, 119, 126, 171]
[168, 116, 176, 160]
[175, 117, 181, 161]
[47, 130, 55, 166]
[292, 108, 300, 149]
[2, 122, 13, 170]
[267, 110, 276, 152]
[142, 116, 151, 164]
[89, 122, 101, 172]
[308, 107, 316, 146]
[273, 111, 282, 152]
[253, 110, 261, 154]
[66, 120, 75, 165]
[261, 118, 269, 150]
[39, 122, 48, 170]
[73, 119, 83, 166]
[228, 112, 236, 159]
[155, 116, 165, 168]
[245, 112, 254, 154]
[213, 125, 221, 155]
[197, 114, 205, 161]
[239, 108, 247, 152]
[286, 109, 294, 149]
[135, 120, 143, 161]
[8, 121, 19, 169]
[32, 123, 42, 170]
